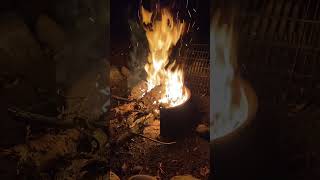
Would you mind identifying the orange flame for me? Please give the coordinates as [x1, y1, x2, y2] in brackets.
[140, 6, 190, 107]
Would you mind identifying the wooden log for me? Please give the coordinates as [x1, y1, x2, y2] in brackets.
[8, 107, 74, 127]
[0, 129, 81, 172]
[8, 107, 107, 130]
[140, 85, 163, 110]
[112, 102, 136, 115]
[129, 80, 148, 100]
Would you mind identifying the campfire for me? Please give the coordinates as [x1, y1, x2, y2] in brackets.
[139, 6, 190, 108]
[109, 1, 210, 179]
[110, 5, 197, 141]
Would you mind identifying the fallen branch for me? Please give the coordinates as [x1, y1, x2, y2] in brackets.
[8, 107, 71, 127]
[115, 130, 176, 145]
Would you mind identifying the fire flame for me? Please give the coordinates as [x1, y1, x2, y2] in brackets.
[140, 6, 190, 107]
[211, 9, 257, 140]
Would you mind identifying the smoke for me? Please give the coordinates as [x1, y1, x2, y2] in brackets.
[127, 19, 148, 88]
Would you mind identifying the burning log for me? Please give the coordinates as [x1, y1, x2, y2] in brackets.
[111, 82, 178, 145]
[140, 85, 164, 109]
[129, 80, 148, 100]
[112, 82, 162, 116]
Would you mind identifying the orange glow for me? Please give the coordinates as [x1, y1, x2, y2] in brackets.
[140, 6, 190, 107]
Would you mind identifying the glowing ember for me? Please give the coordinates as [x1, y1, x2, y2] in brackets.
[140, 6, 190, 108]
[211, 9, 257, 140]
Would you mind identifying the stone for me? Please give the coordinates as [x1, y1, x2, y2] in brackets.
[196, 124, 209, 134]
[196, 124, 210, 140]
[110, 171, 120, 180]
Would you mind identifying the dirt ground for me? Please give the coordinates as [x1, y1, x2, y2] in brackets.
[110, 131, 210, 179]
[108, 65, 210, 179]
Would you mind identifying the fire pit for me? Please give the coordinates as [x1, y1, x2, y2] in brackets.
[109, 1, 210, 179]
[160, 87, 197, 140]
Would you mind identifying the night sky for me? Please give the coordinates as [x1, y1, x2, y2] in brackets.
[111, 0, 210, 49]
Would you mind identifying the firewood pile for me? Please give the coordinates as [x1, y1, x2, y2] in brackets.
[0, 126, 109, 179]
[110, 79, 166, 145]
[0, 1, 109, 178]
[1, 86, 110, 179]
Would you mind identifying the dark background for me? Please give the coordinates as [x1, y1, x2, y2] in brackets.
[212, 0, 320, 180]
[111, 0, 210, 41]
[0, 1, 109, 178]
[110, 0, 210, 64]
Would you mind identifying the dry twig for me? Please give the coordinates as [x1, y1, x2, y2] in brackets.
[132, 132, 176, 145]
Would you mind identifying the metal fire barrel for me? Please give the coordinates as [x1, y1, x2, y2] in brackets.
[160, 88, 197, 140]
